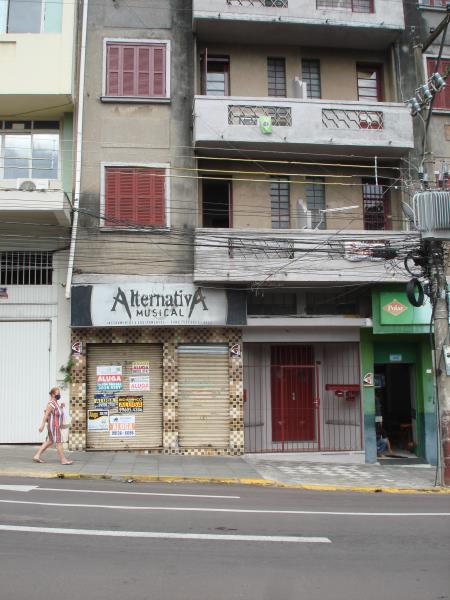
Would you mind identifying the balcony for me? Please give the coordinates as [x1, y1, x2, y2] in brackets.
[0, 180, 71, 225]
[193, 96, 414, 157]
[193, 0, 405, 49]
[194, 228, 419, 284]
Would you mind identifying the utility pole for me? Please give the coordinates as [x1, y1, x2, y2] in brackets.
[409, 9, 450, 485]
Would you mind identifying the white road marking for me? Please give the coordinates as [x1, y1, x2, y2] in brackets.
[0, 499, 449, 517]
[35, 487, 240, 500]
[0, 485, 38, 493]
[0, 524, 330, 544]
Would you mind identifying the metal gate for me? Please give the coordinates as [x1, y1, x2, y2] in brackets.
[244, 343, 362, 453]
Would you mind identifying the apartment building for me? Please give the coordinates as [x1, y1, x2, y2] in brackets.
[0, 0, 76, 442]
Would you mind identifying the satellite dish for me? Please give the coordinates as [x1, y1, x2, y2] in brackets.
[401, 201, 418, 229]
[19, 180, 37, 192]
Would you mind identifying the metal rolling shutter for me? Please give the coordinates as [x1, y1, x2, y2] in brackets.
[178, 345, 229, 448]
[87, 344, 163, 450]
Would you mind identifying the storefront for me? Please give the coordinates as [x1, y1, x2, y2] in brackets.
[361, 287, 436, 464]
[69, 282, 244, 454]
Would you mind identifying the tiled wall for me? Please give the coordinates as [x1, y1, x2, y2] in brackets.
[70, 327, 244, 454]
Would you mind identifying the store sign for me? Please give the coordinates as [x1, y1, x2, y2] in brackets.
[383, 299, 408, 317]
[109, 414, 136, 437]
[118, 396, 144, 413]
[88, 410, 109, 432]
[72, 283, 228, 327]
[96, 365, 123, 391]
[380, 290, 432, 326]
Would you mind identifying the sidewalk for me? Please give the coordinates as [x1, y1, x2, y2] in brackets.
[0, 446, 446, 493]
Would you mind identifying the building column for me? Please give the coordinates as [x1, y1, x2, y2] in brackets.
[360, 329, 376, 463]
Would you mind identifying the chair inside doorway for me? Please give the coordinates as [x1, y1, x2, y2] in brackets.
[374, 364, 417, 455]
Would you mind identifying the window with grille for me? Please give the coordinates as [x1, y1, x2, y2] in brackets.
[103, 166, 167, 228]
[0, 251, 53, 285]
[0, 121, 59, 180]
[426, 58, 450, 109]
[271, 177, 290, 229]
[105, 41, 168, 98]
[357, 65, 383, 102]
[267, 57, 287, 97]
[362, 179, 390, 230]
[305, 177, 326, 229]
[302, 60, 321, 99]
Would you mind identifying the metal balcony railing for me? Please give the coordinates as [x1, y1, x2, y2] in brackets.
[226, 0, 288, 6]
[316, 0, 374, 12]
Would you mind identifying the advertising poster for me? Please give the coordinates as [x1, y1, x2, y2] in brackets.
[131, 361, 150, 375]
[118, 396, 144, 413]
[93, 394, 117, 410]
[109, 414, 136, 437]
[88, 410, 109, 432]
[96, 365, 123, 391]
[129, 376, 150, 392]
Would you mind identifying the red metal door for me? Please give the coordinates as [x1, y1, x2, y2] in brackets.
[271, 346, 316, 445]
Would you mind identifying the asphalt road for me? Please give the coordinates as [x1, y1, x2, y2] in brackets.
[0, 477, 449, 600]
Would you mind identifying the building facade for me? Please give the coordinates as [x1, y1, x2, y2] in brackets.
[0, 0, 76, 442]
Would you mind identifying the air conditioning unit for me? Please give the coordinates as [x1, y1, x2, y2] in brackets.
[16, 179, 49, 191]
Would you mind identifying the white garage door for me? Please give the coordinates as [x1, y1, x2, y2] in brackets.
[0, 321, 51, 443]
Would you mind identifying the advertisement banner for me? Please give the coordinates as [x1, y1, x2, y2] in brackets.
[118, 396, 144, 413]
[96, 365, 122, 391]
[129, 376, 150, 392]
[109, 414, 136, 437]
[93, 394, 117, 410]
[88, 410, 109, 432]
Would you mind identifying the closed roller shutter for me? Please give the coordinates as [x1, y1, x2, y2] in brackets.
[178, 345, 229, 448]
[87, 344, 163, 450]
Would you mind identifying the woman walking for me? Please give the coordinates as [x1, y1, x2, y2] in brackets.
[33, 387, 73, 465]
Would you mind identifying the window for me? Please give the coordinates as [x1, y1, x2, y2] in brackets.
[247, 290, 297, 316]
[201, 54, 230, 96]
[105, 41, 169, 99]
[357, 65, 383, 102]
[271, 177, 290, 229]
[0, 251, 53, 285]
[305, 177, 326, 229]
[202, 179, 231, 228]
[426, 58, 450, 109]
[103, 166, 167, 228]
[267, 58, 287, 97]
[419, 0, 447, 7]
[302, 60, 321, 99]
[362, 179, 390, 230]
[305, 289, 364, 316]
[0, 121, 59, 179]
[0, 0, 62, 33]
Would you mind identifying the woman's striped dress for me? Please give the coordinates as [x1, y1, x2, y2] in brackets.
[47, 399, 64, 444]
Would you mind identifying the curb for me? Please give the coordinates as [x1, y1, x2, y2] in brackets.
[0, 469, 448, 494]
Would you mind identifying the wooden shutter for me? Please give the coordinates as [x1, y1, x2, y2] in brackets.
[86, 344, 163, 450]
[177, 345, 230, 448]
[105, 167, 166, 227]
[106, 43, 166, 97]
[427, 58, 450, 110]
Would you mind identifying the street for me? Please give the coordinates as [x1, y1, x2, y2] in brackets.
[0, 477, 449, 600]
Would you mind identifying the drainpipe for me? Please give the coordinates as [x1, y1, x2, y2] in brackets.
[65, 0, 89, 299]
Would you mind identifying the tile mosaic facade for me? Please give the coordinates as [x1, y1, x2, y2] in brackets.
[69, 327, 244, 454]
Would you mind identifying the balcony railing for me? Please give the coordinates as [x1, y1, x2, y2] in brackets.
[227, 0, 288, 5]
[316, 0, 373, 13]
[194, 228, 419, 283]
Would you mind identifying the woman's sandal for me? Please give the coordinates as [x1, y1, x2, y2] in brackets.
[32, 457, 45, 463]
[61, 461, 73, 465]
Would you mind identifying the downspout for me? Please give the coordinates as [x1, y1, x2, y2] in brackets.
[65, 0, 89, 299]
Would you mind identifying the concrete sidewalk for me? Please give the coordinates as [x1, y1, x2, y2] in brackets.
[0, 446, 446, 493]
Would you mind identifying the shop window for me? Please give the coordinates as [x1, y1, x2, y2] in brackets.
[103, 166, 167, 228]
[200, 53, 230, 96]
[0, 251, 53, 285]
[271, 177, 290, 229]
[267, 57, 287, 97]
[357, 64, 383, 102]
[302, 59, 321, 99]
[426, 58, 450, 110]
[105, 41, 169, 99]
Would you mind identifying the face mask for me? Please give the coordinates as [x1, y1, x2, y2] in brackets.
[55, 394, 61, 400]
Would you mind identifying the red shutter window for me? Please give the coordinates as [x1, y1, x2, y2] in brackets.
[426, 58, 450, 110]
[106, 43, 167, 98]
[104, 167, 166, 227]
